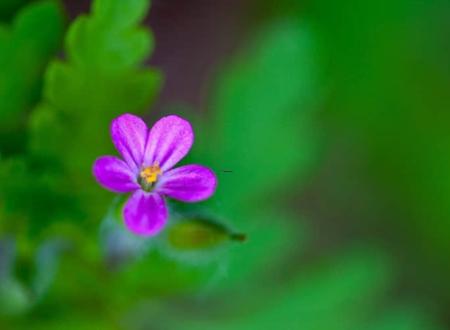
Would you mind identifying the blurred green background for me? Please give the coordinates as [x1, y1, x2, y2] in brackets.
[0, 0, 449, 329]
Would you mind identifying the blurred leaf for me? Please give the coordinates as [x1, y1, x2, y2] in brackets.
[165, 19, 317, 297]
[139, 250, 381, 329]
[0, 237, 68, 316]
[213, 210, 303, 292]
[311, 0, 450, 293]
[197, 21, 320, 216]
[0, 0, 64, 153]
[0, 0, 31, 22]
[27, 103, 67, 161]
[158, 249, 444, 330]
[0, 278, 30, 316]
[368, 305, 443, 330]
[32, 238, 69, 300]
[0, 237, 15, 278]
[0, 156, 82, 234]
[171, 20, 315, 293]
[99, 197, 154, 270]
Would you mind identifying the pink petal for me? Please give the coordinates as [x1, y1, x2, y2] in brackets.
[93, 156, 139, 193]
[143, 115, 193, 171]
[123, 191, 168, 236]
[111, 113, 148, 172]
[157, 164, 217, 202]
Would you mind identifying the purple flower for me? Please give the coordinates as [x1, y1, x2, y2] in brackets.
[93, 114, 217, 237]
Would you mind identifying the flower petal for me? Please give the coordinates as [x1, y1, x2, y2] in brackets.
[111, 113, 148, 172]
[123, 191, 168, 236]
[157, 164, 217, 202]
[143, 115, 193, 171]
[93, 156, 139, 193]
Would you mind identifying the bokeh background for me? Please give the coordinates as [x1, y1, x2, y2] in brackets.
[1, 0, 449, 329]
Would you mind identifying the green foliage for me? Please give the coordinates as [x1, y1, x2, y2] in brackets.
[0, 0, 447, 328]
[30, 0, 161, 187]
[0, 156, 79, 234]
[0, 238, 29, 316]
[1, 0, 164, 322]
[14, 16, 316, 327]
[310, 0, 450, 291]
[201, 21, 319, 214]
[163, 250, 443, 330]
[0, 278, 29, 316]
[0, 238, 68, 318]
[0, 0, 31, 22]
[133, 14, 445, 330]
[170, 20, 318, 293]
[24, 0, 163, 232]
[368, 306, 443, 330]
[0, 0, 64, 153]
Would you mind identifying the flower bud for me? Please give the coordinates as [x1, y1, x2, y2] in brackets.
[167, 218, 245, 251]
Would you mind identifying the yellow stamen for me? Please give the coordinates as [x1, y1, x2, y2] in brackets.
[140, 162, 162, 184]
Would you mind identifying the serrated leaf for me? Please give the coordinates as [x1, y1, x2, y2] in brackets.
[26, 0, 162, 229]
[66, 0, 151, 73]
[31, 0, 161, 171]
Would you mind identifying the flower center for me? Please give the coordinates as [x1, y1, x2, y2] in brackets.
[138, 162, 162, 191]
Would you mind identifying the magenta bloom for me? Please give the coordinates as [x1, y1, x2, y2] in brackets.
[93, 114, 217, 236]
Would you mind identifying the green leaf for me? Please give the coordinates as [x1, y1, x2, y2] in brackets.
[137, 249, 388, 329]
[312, 0, 450, 288]
[30, 0, 161, 173]
[27, 0, 162, 229]
[0, 0, 31, 22]
[197, 21, 320, 215]
[0, 156, 82, 234]
[368, 305, 443, 330]
[32, 238, 69, 300]
[0, 0, 64, 153]
[0, 237, 15, 278]
[0, 278, 30, 316]
[0, 237, 68, 317]
[66, 0, 151, 73]
[99, 197, 154, 270]
[157, 249, 443, 330]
